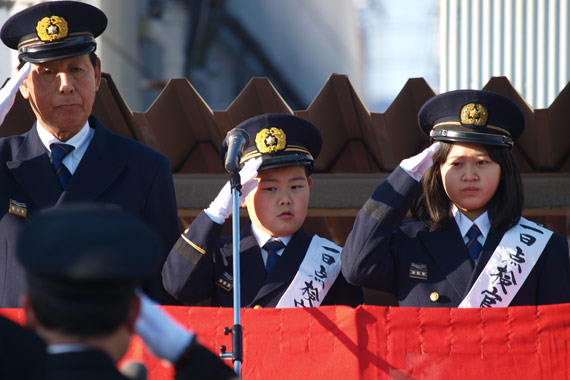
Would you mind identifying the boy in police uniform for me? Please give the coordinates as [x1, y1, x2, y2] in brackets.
[163, 113, 363, 308]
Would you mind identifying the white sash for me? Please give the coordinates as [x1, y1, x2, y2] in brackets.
[276, 235, 342, 308]
[459, 217, 553, 308]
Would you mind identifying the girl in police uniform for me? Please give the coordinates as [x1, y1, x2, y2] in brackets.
[341, 89, 570, 308]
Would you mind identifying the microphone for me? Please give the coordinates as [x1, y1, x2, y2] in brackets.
[224, 128, 249, 172]
[120, 360, 148, 380]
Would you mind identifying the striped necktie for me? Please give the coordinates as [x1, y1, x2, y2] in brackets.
[263, 238, 285, 274]
[50, 143, 75, 189]
[466, 224, 483, 264]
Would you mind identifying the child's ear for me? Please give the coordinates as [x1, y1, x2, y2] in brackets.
[307, 176, 313, 188]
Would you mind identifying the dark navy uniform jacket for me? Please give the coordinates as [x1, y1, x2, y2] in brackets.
[0, 116, 180, 307]
[342, 166, 570, 307]
[47, 346, 236, 380]
[47, 350, 129, 380]
[163, 211, 363, 308]
[0, 316, 46, 379]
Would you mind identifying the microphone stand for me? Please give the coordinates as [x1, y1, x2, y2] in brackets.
[219, 169, 243, 376]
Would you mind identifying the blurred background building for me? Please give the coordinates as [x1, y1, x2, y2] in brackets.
[440, 0, 569, 109]
[0, 0, 439, 113]
[0, 0, 568, 112]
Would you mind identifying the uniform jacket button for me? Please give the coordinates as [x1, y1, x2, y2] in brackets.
[429, 292, 439, 302]
[253, 304, 262, 309]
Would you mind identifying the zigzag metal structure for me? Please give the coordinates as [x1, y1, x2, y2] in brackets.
[2, 73, 569, 247]
[4, 73, 570, 173]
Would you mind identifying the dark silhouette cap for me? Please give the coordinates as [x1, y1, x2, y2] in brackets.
[16, 204, 160, 301]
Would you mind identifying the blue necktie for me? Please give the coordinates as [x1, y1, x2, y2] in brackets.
[50, 143, 75, 189]
[263, 238, 284, 274]
[466, 224, 483, 264]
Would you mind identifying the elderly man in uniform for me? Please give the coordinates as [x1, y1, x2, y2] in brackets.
[0, 1, 180, 307]
[17, 204, 237, 380]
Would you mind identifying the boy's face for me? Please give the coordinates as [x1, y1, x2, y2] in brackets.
[244, 165, 312, 237]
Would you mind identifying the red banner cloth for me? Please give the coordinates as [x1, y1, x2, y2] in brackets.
[3, 304, 570, 379]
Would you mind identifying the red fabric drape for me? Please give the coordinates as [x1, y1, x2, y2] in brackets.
[3, 304, 569, 379]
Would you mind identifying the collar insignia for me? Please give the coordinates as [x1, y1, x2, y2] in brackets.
[409, 262, 428, 280]
[8, 199, 27, 218]
[215, 272, 233, 292]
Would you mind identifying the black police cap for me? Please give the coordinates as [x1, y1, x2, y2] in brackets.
[1, 1, 107, 63]
[17, 204, 160, 300]
[220, 113, 323, 173]
[418, 90, 525, 147]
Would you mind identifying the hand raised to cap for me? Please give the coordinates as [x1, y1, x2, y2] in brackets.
[205, 157, 263, 224]
[0, 62, 30, 126]
[399, 142, 441, 181]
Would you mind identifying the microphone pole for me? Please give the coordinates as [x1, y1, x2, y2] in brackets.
[219, 128, 248, 377]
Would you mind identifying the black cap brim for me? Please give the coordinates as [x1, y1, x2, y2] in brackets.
[430, 128, 514, 147]
[19, 36, 97, 63]
[258, 152, 315, 172]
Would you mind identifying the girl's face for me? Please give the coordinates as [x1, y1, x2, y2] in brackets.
[439, 142, 501, 221]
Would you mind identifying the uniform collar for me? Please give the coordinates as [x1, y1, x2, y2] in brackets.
[451, 204, 491, 240]
[36, 120, 91, 153]
[47, 343, 89, 354]
[36, 120, 94, 174]
[250, 223, 291, 256]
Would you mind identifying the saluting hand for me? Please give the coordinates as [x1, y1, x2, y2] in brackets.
[135, 292, 194, 362]
[399, 141, 441, 181]
[0, 62, 31, 126]
[205, 157, 263, 224]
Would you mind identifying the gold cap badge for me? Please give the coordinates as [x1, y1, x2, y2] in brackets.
[255, 127, 286, 153]
[36, 15, 68, 42]
[460, 103, 488, 126]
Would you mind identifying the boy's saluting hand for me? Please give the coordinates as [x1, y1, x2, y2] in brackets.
[205, 157, 263, 224]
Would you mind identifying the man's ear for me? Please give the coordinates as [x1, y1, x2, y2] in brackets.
[93, 57, 102, 91]
[125, 294, 141, 334]
[20, 293, 38, 330]
[19, 78, 30, 100]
